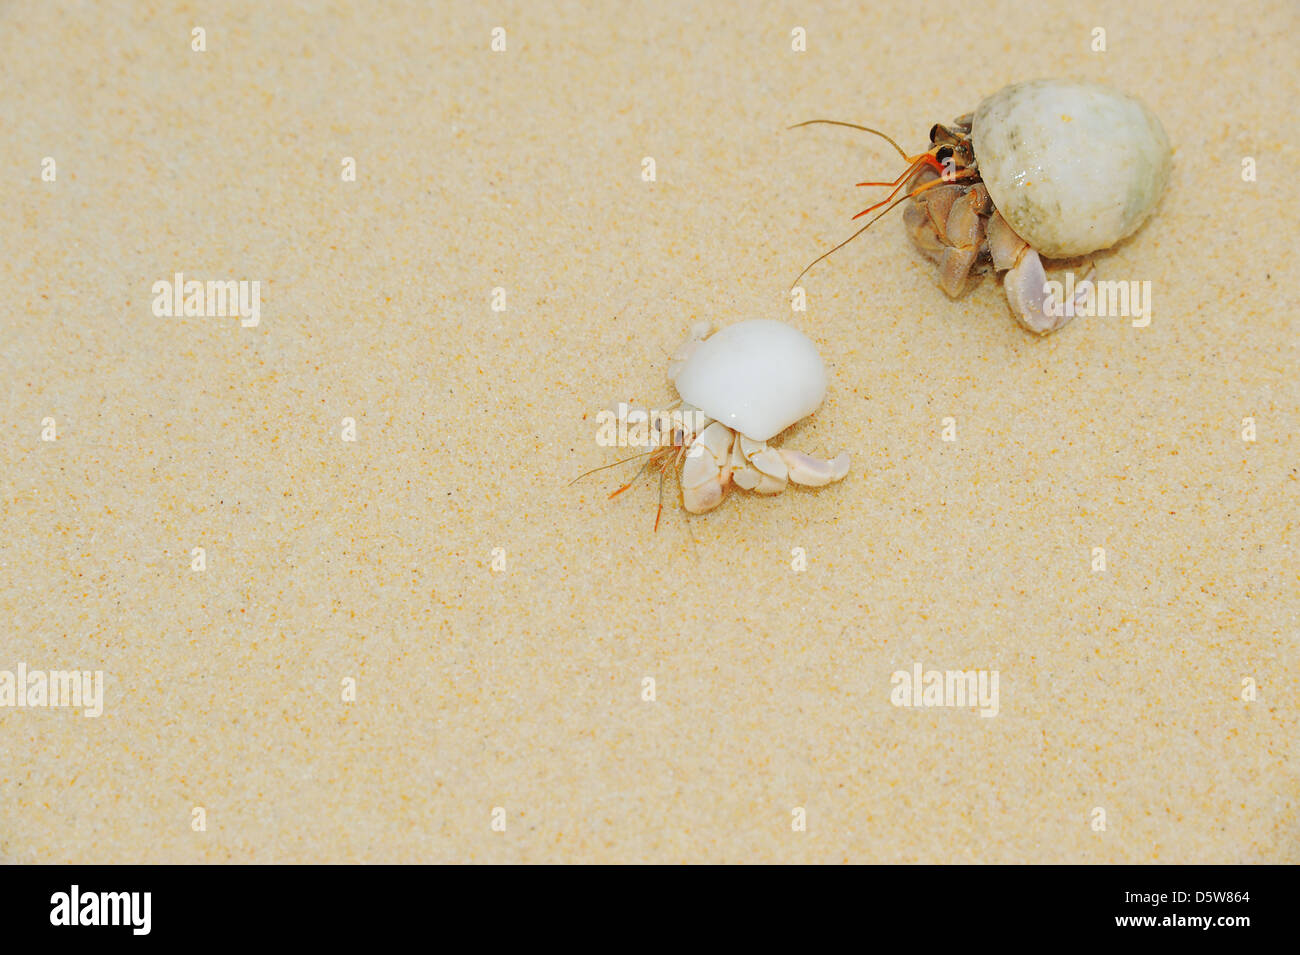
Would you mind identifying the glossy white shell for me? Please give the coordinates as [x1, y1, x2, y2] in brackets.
[973, 79, 1172, 258]
[672, 320, 827, 442]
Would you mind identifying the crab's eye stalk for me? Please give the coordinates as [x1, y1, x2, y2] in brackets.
[935, 144, 954, 165]
[929, 123, 942, 144]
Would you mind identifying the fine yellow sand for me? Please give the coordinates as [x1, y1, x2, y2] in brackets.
[1, 0, 1296, 863]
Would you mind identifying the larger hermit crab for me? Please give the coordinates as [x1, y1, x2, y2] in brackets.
[796, 79, 1173, 334]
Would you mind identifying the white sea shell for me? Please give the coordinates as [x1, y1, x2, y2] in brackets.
[973, 79, 1172, 258]
[672, 319, 827, 442]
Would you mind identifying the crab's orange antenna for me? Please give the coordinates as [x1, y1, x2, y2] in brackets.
[855, 152, 945, 188]
[788, 119, 910, 161]
[654, 460, 668, 532]
[791, 191, 921, 289]
[793, 154, 982, 285]
[608, 455, 655, 499]
[906, 166, 977, 199]
[574, 433, 693, 532]
[567, 448, 657, 487]
[851, 155, 946, 220]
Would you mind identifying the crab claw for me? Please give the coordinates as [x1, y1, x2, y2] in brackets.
[987, 212, 1093, 334]
[1002, 249, 1095, 335]
[778, 448, 851, 487]
[680, 420, 733, 513]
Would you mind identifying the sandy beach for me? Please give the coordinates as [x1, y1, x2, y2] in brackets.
[1, 0, 1296, 863]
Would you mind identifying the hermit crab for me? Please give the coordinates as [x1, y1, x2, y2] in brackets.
[579, 320, 850, 526]
[795, 79, 1172, 333]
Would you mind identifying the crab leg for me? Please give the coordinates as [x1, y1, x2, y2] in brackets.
[778, 448, 851, 486]
[731, 435, 789, 494]
[730, 433, 851, 493]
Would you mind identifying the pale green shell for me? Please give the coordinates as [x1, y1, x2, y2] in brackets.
[972, 79, 1172, 258]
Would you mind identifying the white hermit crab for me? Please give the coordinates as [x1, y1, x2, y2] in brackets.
[587, 319, 851, 526]
[796, 79, 1172, 333]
